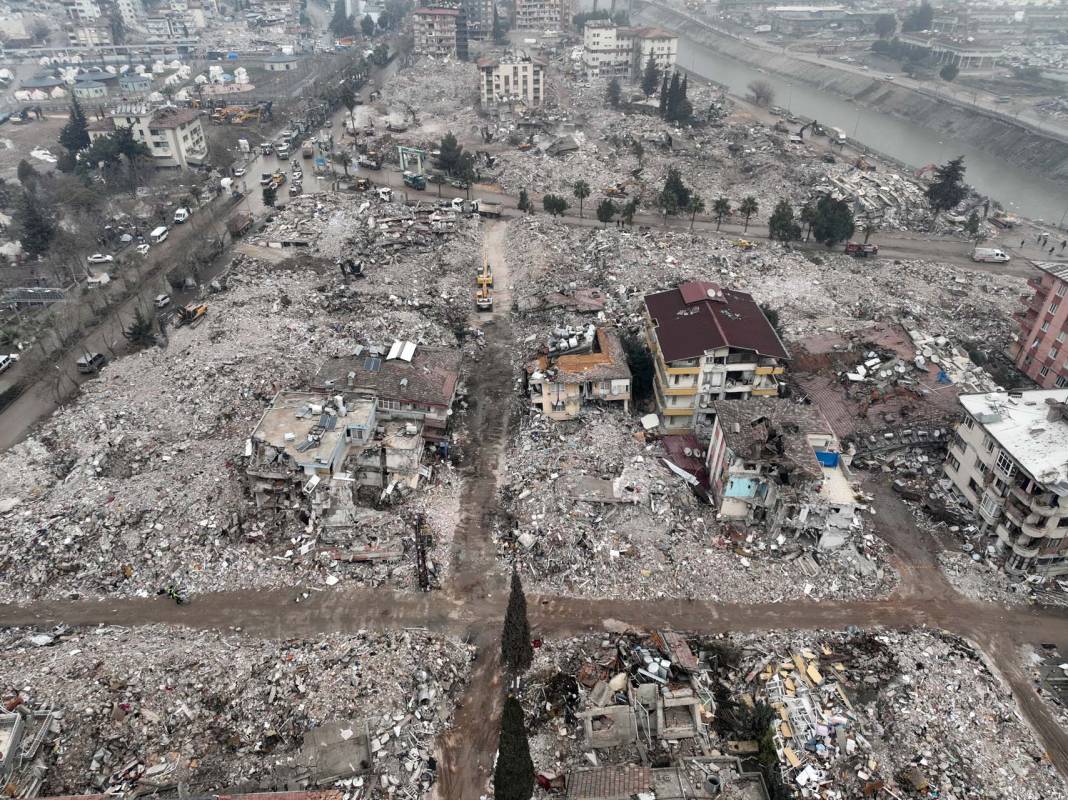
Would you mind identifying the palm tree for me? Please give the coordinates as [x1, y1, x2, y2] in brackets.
[685, 194, 705, 231]
[713, 197, 731, 231]
[573, 180, 591, 219]
[739, 196, 758, 233]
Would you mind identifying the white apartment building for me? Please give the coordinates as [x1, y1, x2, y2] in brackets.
[514, 0, 570, 31]
[63, 0, 102, 21]
[88, 105, 207, 168]
[944, 390, 1068, 577]
[478, 55, 546, 108]
[582, 21, 678, 79]
[412, 7, 467, 59]
[114, 0, 144, 29]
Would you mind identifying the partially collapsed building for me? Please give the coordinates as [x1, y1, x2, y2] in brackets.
[944, 389, 1068, 577]
[527, 326, 632, 421]
[644, 281, 790, 431]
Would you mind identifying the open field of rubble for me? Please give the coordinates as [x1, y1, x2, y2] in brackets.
[0, 191, 484, 604]
[0, 625, 472, 798]
[522, 628, 1067, 800]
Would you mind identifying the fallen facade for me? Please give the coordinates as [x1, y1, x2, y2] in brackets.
[944, 389, 1068, 577]
[527, 326, 632, 420]
[644, 281, 790, 431]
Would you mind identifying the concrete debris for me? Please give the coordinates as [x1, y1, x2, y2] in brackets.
[0, 625, 473, 798]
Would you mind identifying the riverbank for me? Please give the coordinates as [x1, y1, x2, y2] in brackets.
[638, 2, 1068, 184]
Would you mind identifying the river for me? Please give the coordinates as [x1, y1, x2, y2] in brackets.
[637, 22, 1068, 223]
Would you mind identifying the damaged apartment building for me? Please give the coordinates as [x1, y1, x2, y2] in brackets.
[944, 389, 1068, 577]
[705, 398, 858, 547]
[526, 326, 632, 421]
[644, 281, 790, 431]
[246, 341, 461, 515]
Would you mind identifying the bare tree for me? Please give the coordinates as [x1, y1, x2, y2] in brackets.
[747, 80, 775, 107]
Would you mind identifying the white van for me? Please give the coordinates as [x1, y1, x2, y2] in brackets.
[173, 207, 190, 224]
[972, 247, 1010, 263]
[150, 226, 169, 244]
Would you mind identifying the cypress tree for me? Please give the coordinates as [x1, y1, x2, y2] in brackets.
[501, 568, 533, 674]
[494, 696, 534, 800]
[667, 71, 681, 120]
[59, 95, 91, 155]
[658, 74, 669, 116]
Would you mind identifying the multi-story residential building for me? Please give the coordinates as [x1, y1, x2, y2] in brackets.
[1010, 262, 1068, 389]
[643, 281, 789, 431]
[62, 0, 102, 21]
[114, 0, 144, 29]
[462, 0, 494, 40]
[943, 389, 1068, 577]
[66, 23, 114, 47]
[412, 6, 468, 59]
[526, 327, 632, 420]
[514, 0, 570, 32]
[582, 21, 678, 79]
[88, 105, 208, 168]
[144, 13, 193, 40]
[478, 54, 546, 108]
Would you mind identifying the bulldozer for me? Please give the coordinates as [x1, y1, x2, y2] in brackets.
[605, 182, 628, 198]
[175, 303, 208, 328]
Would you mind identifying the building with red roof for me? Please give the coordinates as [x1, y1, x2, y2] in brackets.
[643, 281, 789, 430]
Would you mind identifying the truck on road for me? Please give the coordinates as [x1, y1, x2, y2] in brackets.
[402, 171, 426, 191]
[971, 247, 1010, 263]
[473, 199, 503, 218]
[845, 242, 878, 257]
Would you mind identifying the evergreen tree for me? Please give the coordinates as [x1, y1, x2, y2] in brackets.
[964, 209, 981, 239]
[641, 55, 660, 97]
[926, 156, 967, 222]
[123, 306, 157, 349]
[517, 188, 533, 213]
[501, 569, 533, 674]
[810, 193, 855, 246]
[606, 77, 621, 108]
[667, 71, 681, 120]
[14, 189, 55, 259]
[437, 132, 465, 176]
[361, 13, 376, 37]
[328, 0, 354, 37]
[494, 696, 534, 800]
[768, 199, 801, 242]
[658, 74, 669, 116]
[262, 184, 277, 207]
[660, 167, 691, 212]
[59, 95, 91, 155]
[16, 159, 39, 188]
[596, 197, 617, 226]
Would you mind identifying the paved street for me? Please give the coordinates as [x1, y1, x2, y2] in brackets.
[1, 221, 1067, 797]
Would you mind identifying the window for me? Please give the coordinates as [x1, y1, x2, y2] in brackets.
[983, 434, 995, 453]
[1040, 366, 1050, 377]
[1051, 347, 1060, 360]
[951, 432, 967, 452]
[964, 416, 974, 429]
[946, 454, 961, 471]
[1058, 376, 1068, 388]
[980, 493, 1001, 517]
[995, 451, 1016, 477]
[1051, 303, 1061, 314]
[1041, 322, 1051, 333]
[968, 477, 982, 496]
[1058, 282, 1068, 297]
[1059, 331, 1067, 344]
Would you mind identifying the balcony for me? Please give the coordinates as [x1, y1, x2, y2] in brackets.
[1031, 493, 1061, 515]
[1027, 276, 1047, 291]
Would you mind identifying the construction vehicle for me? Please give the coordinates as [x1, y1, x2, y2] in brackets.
[270, 171, 286, 189]
[733, 239, 755, 250]
[845, 242, 879, 258]
[477, 260, 493, 288]
[227, 212, 253, 237]
[475, 287, 493, 312]
[605, 182, 628, 198]
[354, 177, 372, 191]
[377, 186, 393, 202]
[175, 303, 208, 328]
[473, 199, 502, 218]
[402, 171, 426, 191]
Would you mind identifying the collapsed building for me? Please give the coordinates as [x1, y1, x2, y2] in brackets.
[247, 341, 462, 516]
[644, 282, 790, 431]
[527, 326, 632, 421]
[705, 399, 858, 549]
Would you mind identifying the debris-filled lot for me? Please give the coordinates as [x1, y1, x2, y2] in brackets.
[0, 191, 485, 603]
[522, 628, 1067, 800]
[0, 625, 473, 798]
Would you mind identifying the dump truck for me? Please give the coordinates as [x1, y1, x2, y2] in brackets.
[175, 303, 208, 328]
[845, 242, 878, 258]
[475, 287, 493, 312]
[473, 199, 503, 218]
[302, 141, 314, 158]
[402, 171, 426, 191]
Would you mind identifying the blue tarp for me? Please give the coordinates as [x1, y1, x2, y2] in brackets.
[815, 450, 840, 468]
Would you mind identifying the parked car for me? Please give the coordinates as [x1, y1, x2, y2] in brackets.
[154, 294, 171, 308]
[136, 243, 151, 256]
[233, 167, 247, 177]
[173, 207, 190, 224]
[87, 253, 113, 264]
[76, 352, 107, 374]
[0, 353, 19, 374]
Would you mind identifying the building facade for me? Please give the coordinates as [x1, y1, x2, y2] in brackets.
[943, 390, 1068, 577]
[412, 6, 468, 59]
[1010, 262, 1068, 389]
[62, 0, 102, 22]
[644, 281, 789, 431]
[478, 54, 546, 108]
[582, 21, 678, 79]
[462, 0, 494, 40]
[88, 105, 208, 168]
[514, 0, 570, 31]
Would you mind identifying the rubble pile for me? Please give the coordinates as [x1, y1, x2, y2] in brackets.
[0, 200, 475, 602]
[378, 57, 480, 137]
[0, 625, 473, 798]
[937, 550, 1032, 606]
[521, 629, 1067, 800]
[1026, 644, 1068, 730]
[497, 410, 895, 601]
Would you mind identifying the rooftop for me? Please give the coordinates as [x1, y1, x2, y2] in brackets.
[713, 397, 832, 482]
[312, 342, 461, 409]
[960, 389, 1068, 491]
[251, 391, 375, 473]
[1035, 261, 1068, 283]
[414, 7, 460, 16]
[264, 53, 300, 62]
[645, 281, 790, 363]
[530, 328, 631, 384]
